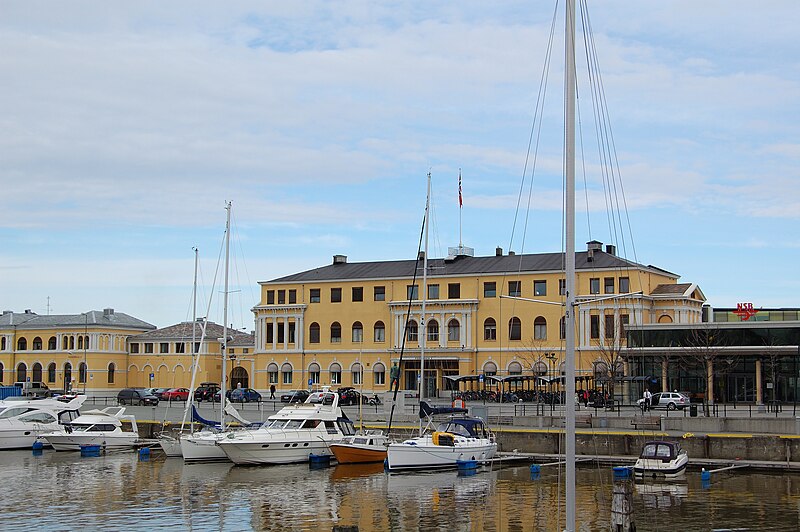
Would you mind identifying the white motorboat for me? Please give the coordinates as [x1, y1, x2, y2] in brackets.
[633, 440, 689, 479]
[0, 396, 85, 450]
[386, 402, 497, 471]
[217, 388, 355, 465]
[178, 403, 262, 462]
[41, 406, 140, 452]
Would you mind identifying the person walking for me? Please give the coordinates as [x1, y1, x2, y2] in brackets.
[643, 388, 652, 412]
[270, 383, 276, 400]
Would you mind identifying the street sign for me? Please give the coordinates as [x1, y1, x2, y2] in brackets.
[150, 373, 154, 379]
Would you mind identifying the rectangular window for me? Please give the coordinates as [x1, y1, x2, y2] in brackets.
[374, 369, 385, 385]
[175, 342, 185, 353]
[310, 371, 320, 384]
[484, 321, 496, 341]
[288, 289, 297, 304]
[331, 371, 341, 385]
[407, 285, 419, 300]
[266, 290, 275, 305]
[331, 287, 342, 303]
[428, 284, 439, 300]
[194, 342, 201, 354]
[559, 279, 566, 296]
[266, 323, 274, 344]
[508, 281, 521, 297]
[590, 278, 600, 295]
[448, 283, 460, 299]
[374, 325, 385, 343]
[484, 282, 496, 298]
[352, 287, 363, 302]
[605, 315, 615, 339]
[130, 343, 139, 354]
[619, 277, 630, 293]
[277, 322, 285, 343]
[288, 322, 296, 343]
[590, 315, 600, 339]
[604, 277, 615, 294]
[353, 370, 362, 385]
[310, 288, 321, 303]
[160, 342, 169, 354]
[282, 370, 293, 385]
[374, 286, 386, 301]
[277, 290, 286, 304]
[145, 343, 153, 354]
[268, 371, 278, 384]
[352, 326, 363, 343]
[534, 280, 547, 296]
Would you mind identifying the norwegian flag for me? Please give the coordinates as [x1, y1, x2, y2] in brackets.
[458, 171, 462, 207]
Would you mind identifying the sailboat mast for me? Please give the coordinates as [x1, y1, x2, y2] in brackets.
[419, 172, 430, 436]
[220, 201, 231, 427]
[182, 247, 200, 433]
[564, 0, 577, 530]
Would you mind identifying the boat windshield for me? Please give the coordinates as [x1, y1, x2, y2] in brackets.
[285, 420, 303, 429]
[0, 407, 34, 419]
[641, 442, 674, 459]
[437, 421, 473, 437]
[267, 419, 288, 429]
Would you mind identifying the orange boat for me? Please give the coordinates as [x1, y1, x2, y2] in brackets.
[331, 432, 389, 464]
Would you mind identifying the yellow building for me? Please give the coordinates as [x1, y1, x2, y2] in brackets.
[0, 308, 155, 393]
[253, 241, 705, 396]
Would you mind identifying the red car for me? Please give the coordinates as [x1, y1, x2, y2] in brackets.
[161, 388, 190, 401]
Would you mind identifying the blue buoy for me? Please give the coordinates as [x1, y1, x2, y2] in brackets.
[31, 440, 44, 451]
[139, 447, 151, 461]
[701, 468, 711, 481]
[80, 444, 102, 457]
[384, 458, 389, 471]
[613, 466, 632, 479]
[308, 454, 331, 468]
[458, 467, 477, 477]
[457, 459, 478, 471]
[530, 464, 541, 474]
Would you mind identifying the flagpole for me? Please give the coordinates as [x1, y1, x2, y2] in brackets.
[458, 169, 463, 248]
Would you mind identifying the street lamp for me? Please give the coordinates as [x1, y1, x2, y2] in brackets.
[82, 312, 88, 394]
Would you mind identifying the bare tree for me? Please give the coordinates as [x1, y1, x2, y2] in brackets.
[591, 335, 626, 407]
[678, 324, 729, 416]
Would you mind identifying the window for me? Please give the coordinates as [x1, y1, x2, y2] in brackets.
[508, 317, 522, 341]
[374, 321, 385, 342]
[288, 322, 296, 343]
[448, 283, 460, 299]
[590, 315, 600, 339]
[309, 323, 321, 343]
[352, 322, 363, 343]
[278, 290, 286, 304]
[534, 280, 547, 296]
[32, 337, 42, 350]
[267, 290, 275, 304]
[160, 342, 169, 354]
[78, 362, 87, 384]
[309, 363, 320, 384]
[534, 316, 547, 340]
[407, 285, 418, 300]
[559, 279, 566, 296]
[484, 282, 496, 298]
[483, 361, 497, 377]
[289, 289, 297, 304]
[330, 363, 341, 385]
[590, 278, 600, 294]
[560, 316, 566, 340]
[47, 363, 56, 383]
[620, 314, 630, 336]
[130, 343, 139, 354]
[484, 318, 497, 341]
[604, 277, 615, 294]
[48, 336, 56, 350]
[268, 363, 279, 384]
[428, 284, 439, 300]
[406, 320, 418, 342]
[266, 323, 274, 344]
[508, 281, 521, 297]
[145, 343, 154, 354]
[352, 363, 363, 385]
[17, 338, 26, 350]
[176, 342, 185, 354]
[373, 362, 386, 385]
[605, 315, 615, 339]
[282, 363, 293, 385]
[374, 286, 385, 301]
[427, 320, 439, 342]
[32, 362, 42, 382]
[310, 288, 321, 303]
[448, 319, 460, 342]
[16, 363, 26, 383]
[331, 288, 342, 303]
[107, 363, 115, 384]
[277, 322, 285, 343]
[352, 287, 363, 302]
[0, 337, 4, 350]
[509, 361, 523, 376]
[330, 322, 342, 343]
[619, 277, 630, 293]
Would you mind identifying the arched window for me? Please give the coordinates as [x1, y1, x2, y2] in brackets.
[17, 338, 27, 350]
[406, 320, 418, 342]
[32, 337, 43, 350]
[69, 336, 74, 350]
[48, 336, 57, 350]
[309, 323, 320, 344]
[107, 363, 115, 384]
[533, 361, 548, 376]
[17, 363, 27, 383]
[351, 362, 363, 385]
[352, 322, 363, 343]
[1, 337, 5, 350]
[373, 321, 385, 343]
[483, 318, 497, 341]
[32, 362, 42, 382]
[308, 363, 321, 384]
[373, 362, 386, 385]
[447, 319, 460, 342]
[281, 363, 293, 385]
[483, 361, 497, 376]
[508, 361, 523, 375]
[77, 336, 83, 349]
[79, 362, 87, 384]
[508, 317, 522, 341]
[427, 320, 439, 342]
[47, 363, 56, 383]
[330, 322, 342, 343]
[63, 363, 72, 391]
[534, 316, 547, 340]
[329, 363, 342, 385]
[267, 362, 279, 384]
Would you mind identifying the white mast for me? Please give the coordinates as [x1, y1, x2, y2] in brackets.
[564, 0, 577, 530]
[220, 202, 231, 428]
[419, 172, 431, 436]
[181, 247, 200, 433]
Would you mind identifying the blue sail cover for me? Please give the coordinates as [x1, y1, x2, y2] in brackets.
[192, 405, 221, 429]
[419, 400, 468, 419]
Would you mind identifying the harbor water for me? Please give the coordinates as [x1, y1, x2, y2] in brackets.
[4, 449, 800, 531]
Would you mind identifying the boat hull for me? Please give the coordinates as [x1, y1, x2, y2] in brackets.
[633, 457, 688, 479]
[330, 443, 387, 464]
[44, 432, 140, 452]
[219, 438, 337, 465]
[0, 425, 60, 450]
[158, 435, 183, 457]
[180, 433, 229, 462]
[387, 441, 497, 471]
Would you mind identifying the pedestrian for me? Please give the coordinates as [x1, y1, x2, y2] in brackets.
[643, 388, 652, 412]
[582, 389, 589, 408]
[270, 383, 276, 399]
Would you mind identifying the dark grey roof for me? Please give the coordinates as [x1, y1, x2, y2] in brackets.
[131, 321, 253, 346]
[651, 283, 693, 295]
[267, 250, 671, 284]
[0, 309, 155, 331]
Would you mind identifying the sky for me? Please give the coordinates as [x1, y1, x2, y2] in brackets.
[1, 1, 799, 329]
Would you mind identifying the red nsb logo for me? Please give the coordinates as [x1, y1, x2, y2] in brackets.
[733, 303, 758, 321]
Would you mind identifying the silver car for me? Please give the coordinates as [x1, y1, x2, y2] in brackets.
[638, 391, 691, 410]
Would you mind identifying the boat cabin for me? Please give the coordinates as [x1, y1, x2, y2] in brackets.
[639, 440, 683, 462]
[436, 418, 490, 439]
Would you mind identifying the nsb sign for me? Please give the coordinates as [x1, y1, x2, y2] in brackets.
[733, 303, 759, 321]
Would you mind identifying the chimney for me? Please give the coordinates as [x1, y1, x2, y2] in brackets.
[508, 250, 515, 256]
[103, 308, 114, 316]
[2, 310, 11, 315]
[587, 240, 603, 252]
[605, 244, 616, 256]
[417, 251, 425, 261]
[496, 247, 503, 256]
[24, 309, 32, 314]
[332, 255, 347, 265]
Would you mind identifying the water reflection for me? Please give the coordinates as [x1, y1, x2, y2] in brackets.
[2, 449, 800, 531]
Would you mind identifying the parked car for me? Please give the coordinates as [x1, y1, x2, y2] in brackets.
[280, 390, 310, 403]
[211, 389, 233, 403]
[230, 388, 262, 403]
[637, 391, 691, 410]
[117, 388, 159, 406]
[151, 388, 170, 400]
[161, 388, 190, 402]
[13, 381, 52, 398]
[337, 387, 365, 406]
[194, 383, 220, 402]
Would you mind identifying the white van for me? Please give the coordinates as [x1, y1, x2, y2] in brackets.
[13, 381, 52, 398]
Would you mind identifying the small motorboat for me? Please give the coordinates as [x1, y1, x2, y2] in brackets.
[330, 431, 389, 464]
[41, 406, 140, 452]
[633, 440, 688, 479]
